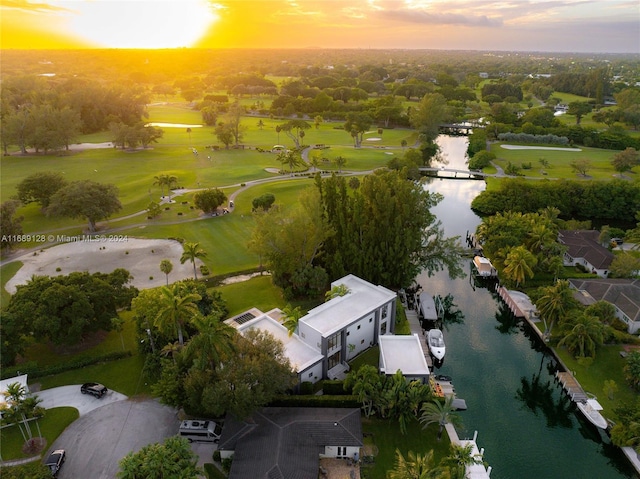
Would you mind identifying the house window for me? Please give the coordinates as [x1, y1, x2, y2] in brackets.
[327, 331, 341, 351]
[360, 339, 365, 344]
[382, 305, 388, 319]
[357, 325, 361, 330]
[380, 321, 387, 335]
[328, 351, 341, 370]
[308, 372, 313, 378]
[346, 331, 350, 336]
[369, 318, 372, 323]
[337, 447, 347, 458]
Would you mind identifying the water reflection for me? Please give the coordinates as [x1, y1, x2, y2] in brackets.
[416, 136, 636, 479]
[515, 355, 573, 429]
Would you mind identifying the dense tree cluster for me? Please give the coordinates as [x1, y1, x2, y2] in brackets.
[118, 436, 201, 479]
[316, 171, 463, 289]
[1, 75, 149, 154]
[471, 178, 640, 223]
[1, 269, 138, 365]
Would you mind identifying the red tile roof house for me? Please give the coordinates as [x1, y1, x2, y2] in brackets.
[558, 230, 615, 278]
[569, 278, 640, 334]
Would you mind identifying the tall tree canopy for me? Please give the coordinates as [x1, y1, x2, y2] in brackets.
[118, 436, 201, 479]
[46, 180, 122, 232]
[3, 269, 137, 355]
[316, 171, 463, 289]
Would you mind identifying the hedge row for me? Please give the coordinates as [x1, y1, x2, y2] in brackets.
[1, 350, 132, 380]
[270, 395, 360, 408]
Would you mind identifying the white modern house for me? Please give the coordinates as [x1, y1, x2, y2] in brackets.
[379, 334, 430, 383]
[226, 274, 397, 384]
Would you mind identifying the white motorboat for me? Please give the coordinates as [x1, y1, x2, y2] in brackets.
[473, 255, 497, 277]
[419, 292, 438, 321]
[427, 328, 446, 361]
[577, 398, 608, 430]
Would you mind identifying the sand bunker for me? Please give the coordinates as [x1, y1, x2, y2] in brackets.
[5, 238, 203, 294]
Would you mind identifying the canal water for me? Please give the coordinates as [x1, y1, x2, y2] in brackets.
[414, 136, 637, 479]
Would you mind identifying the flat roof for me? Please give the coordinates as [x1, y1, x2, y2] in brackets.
[300, 274, 396, 336]
[233, 312, 323, 373]
[379, 334, 430, 376]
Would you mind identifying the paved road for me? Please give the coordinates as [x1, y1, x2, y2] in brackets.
[48, 399, 179, 479]
[36, 385, 128, 416]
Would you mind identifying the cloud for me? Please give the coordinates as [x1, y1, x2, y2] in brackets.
[379, 9, 503, 27]
[0, 0, 70, 14]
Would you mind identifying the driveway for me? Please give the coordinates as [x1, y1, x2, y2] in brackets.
[36, 385, 128, 415]
[47, 399, 179, 479]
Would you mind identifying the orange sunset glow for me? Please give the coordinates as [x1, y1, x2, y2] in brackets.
[1, 0, 638, 52]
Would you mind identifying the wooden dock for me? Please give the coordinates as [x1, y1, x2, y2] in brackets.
[556, 371, 588, 402]
[405, 309, 433, 368]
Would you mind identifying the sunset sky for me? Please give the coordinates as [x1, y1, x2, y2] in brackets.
[1, 0, 638, 52]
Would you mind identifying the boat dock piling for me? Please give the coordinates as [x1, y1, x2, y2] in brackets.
[405, 308, 433, 368]
[555, 371, 588, 402]
[496, 286, 525, 318]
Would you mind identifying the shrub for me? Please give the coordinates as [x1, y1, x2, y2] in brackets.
[1, 350, 132, 380]
[299, 381, 313, 395]
[199, 265, 210, 276]
[270, 395, 359, 408]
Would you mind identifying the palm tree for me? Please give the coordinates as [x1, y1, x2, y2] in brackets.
[419, 395, 463, 441]
[535, 280, 576, 337]
[344, 365, 381, 418]
[184, 314, 236, 370]
[276, 150, 302, 176]
[160, 259, 173, 286]
[333, 155, 347, 173]
[310, 156, 321, 172]
[442, 443, 484, 479]
[502, 245, 537, 287]
[281, 304, 303, 337]
[526, 223, 555, 252]
[325, 284, 350, 301]
[387, 448, 446, 479]
[180, 242, 207, 280]
[160, 341, 183, 362]
[558, 312, 604, 358]
[154, 285, 201, 346]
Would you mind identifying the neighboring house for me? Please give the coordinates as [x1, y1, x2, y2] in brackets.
[379, 334, 430, 383]
[569, 278, 640, 334]
[558, 230, 614, 277]
[226, 274, 397, 384]
[218, 407, 363, 479]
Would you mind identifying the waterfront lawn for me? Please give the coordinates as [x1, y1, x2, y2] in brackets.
[0, 407, 78, 461]
[361, 417, 451, 479]
[554, 344, 639, 421]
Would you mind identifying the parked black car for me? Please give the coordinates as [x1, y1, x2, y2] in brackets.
[45, 449, 66, 477]
[81, 382, 108, 398]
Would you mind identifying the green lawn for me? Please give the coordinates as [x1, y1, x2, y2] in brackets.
[361, 417, 452, 479]
[0, 407, 79, 461]
[554, 345, 638, 421]
[214, 275, 285, 316]
[489, 143, 636, 180]
[37, 354, 152, 397]
[1, 261, 22, 308]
